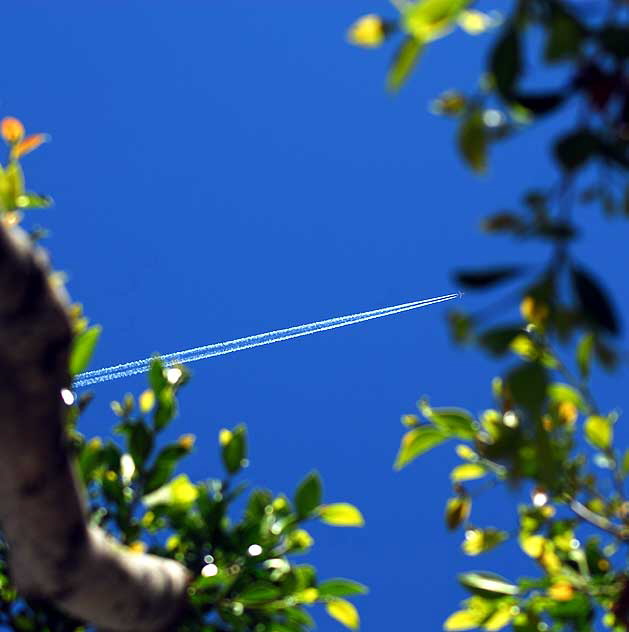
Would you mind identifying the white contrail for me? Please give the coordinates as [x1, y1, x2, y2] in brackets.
[73, 292, 460, 388]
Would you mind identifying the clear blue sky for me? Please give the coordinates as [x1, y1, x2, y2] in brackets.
[4, 2, 628, 630]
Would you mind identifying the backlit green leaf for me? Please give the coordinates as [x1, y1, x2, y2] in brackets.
[451, 464, 486, 482]
[319, 503, 364, 527]
[584, 415, 612, 450]
[458, 571, 519, 598]
[395, 425, 446, 469]
[386, 36, 424, 92]
[69, 325, 102, 376]
[326, 598, 360, 630]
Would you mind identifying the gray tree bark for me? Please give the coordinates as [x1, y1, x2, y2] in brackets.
[0, 223, 191, 631]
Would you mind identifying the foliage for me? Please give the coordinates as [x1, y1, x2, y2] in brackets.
[0, 119, 366, 630]
[349, 0, 629, 630]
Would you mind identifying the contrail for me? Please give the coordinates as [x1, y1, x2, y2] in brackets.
[73, 292, 460, 388]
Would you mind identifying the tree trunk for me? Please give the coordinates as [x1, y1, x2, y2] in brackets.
[0, 223, 190, 631]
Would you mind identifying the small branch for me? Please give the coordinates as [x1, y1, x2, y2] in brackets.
[569, 497, 629, 540]
[0, 223, 191, 631]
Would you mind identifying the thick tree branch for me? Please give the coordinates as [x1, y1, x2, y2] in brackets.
[0, 223, 191, 631]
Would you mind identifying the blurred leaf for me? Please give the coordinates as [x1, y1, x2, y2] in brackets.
[448, 310, 473, 344]
[318, 578, 368, 598]
[11, 133, 48, 160]
[395, 425, 446, 469]
[319, 503, 364, 527]
[221, 424, 247, 475]
[455, 266, 524, 289]
[545, 9, 585, 62]
[295, 471, 322, 518]
[69, 325, 102, 376]
[143, 442, 189, 493]
[458, 110, 487, 172]
[386, 36, 424, 92]
[15, 192, 52, 209]
[451, 464, 486, 482]
[547, 383, 586, 412]
[571, 265, 619, 335]
[421, 403, 476, 439]
[478, 326, 523, 356]
[238, 581, 282, 604]
[599, 26, 629, 58]
[481, 212, 526, 235]
[554, 130, 600, 171]
[490, 25, 521, 99]
[462, 528, 508, 555]
[506, 362, 547, 414]
[584, 415, 612, 450]
[512, 92, 566, 116]
[326, 598, 360, 630]
[401, 0, 469, 41]
[127, 421, 153, 468]
[446, 496, 471, 530]
[444, 609, 482, 630]
[143, 473, 198, 509]
[458, 571, 519, 598]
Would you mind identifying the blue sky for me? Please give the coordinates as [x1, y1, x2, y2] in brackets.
[4, 2, 628, 630]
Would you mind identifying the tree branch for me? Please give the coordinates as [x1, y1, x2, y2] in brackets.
[0, 223, 191, 631]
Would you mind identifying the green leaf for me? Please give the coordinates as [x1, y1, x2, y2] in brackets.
[478, 326, 523, 356]
[554, 130, 600, 171]
[490, 25, 521, 99]
[421, 404, 476, 439]
[506, 362, 547, 414]
[154, 386, 176, 431]
[547, 383, 586, 412]
[221, 424, 247, 475]
[458, 110, 487, 172]
[326, 598, 360, 630]
[455, 266, 524, 290]
[143, 442, 189, 494]
[599, 26, 629, 58]
[394, 425, 446, 469]
[458, 571, 519, 598]
[584, 415, 612, 450]
[571, 265, 619, 335]
[451, 464, 486, 482]
[69, 325, 102, 376]
[318, 578, 368, 598]
[143, 473, 198, 509]
[401, 0, 469, 41]
[319, 503, 364, 527]
[16, 192, 53, 209]
[127, 421, 154, 468]
[386, 36, 424, 93]
[544, 9, 585, 62]
[295, 471, 322, 518]
[445, 496, 471, 530]
[238, 581, 282, 604]
[511, 92, 566, 116]
[444, 609, 483, 630]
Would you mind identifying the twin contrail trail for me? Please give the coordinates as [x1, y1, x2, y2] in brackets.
[73, 292, 461, 388]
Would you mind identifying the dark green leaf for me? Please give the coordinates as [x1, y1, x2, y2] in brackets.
[238, 581, 282, 604]
[128, 422, 153, 468]
[295, 471, 322, 518]
[571, 265, 619, 335]
[599, 26, 629, 58]
[386, 36, 424, 93]
[506, 362, 548, 414]
[222, 424, 247, 475]
[458, 110, 487, 172]
[576, 333, 594, 379]
[490, 25, 521, 100]
[455, 266, 524, 289]
[545, 10, 585, 62]
[69, 325, 102, 376]
[512, 92, 566, 116]
[154, 387, 176, 431]
[554, 130, 600, 171]
[144, 443, 189, 494]
[478, 326, 523, 356]
[318, 578, 368, 598]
